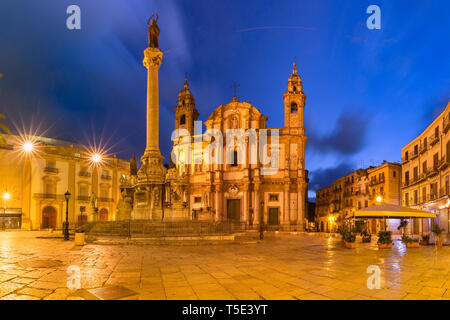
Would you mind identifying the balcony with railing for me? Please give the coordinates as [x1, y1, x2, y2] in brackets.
[77, 195, 89, 201]
[402, 156, 409, 164]
[427, 165, 439, 177]
[410, 150, 419, 160]
[429, 133, 440, 146]
[98, 197, 113, 202]
[419, 144, 428, 154]
[439, 187, 450, 198]
[438, 156, 450, 170]
[100, 174, 112, 180]
[369, 176, 385, 186]
[44, 167, 59, 174]
[79, 171, 91, 177]
[444, 116, 450, 134]
[33, 193, 64, 199]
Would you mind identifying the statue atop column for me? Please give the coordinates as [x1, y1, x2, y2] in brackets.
[147, 14, 160, 48]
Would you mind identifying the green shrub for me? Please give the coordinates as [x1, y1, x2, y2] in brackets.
[402, 235, 419, 243]
[432, 224, 445, 236]
[421, 234, 430, 242]
[377, 231, 392, 244]
[344, 232, 356, 243]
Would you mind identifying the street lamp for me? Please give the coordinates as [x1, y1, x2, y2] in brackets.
[64, 190, 71, 240]
[23, 141, 34, 153]
[2, 192, 10, 230]
[92, 153, 101, 163]
[259, 200, 264, 240]
[376, 196, 383, 203]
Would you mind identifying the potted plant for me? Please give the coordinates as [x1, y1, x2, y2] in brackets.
[74, 226, 85, 246]
[344, 232, 357, 249]
[361, 230, 372, 243]
[403, 235, 420, 248]
[377, 231, 393, 249]
[432, 224, 445, 247]
[420, 234, 430, 246]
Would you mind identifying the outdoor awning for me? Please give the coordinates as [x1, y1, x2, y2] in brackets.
[352, 203, 437, 219]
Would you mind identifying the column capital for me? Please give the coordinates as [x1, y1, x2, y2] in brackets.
[143, 47, 163, 69]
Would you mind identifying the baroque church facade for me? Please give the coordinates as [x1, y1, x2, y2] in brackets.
[166, 63, 309, 230]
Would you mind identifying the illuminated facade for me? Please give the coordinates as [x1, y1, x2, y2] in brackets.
[315, 162, 401, 233]
[164, 63, 309, 230]
[0, 135, 129, 229]
[401, 101, 450, 235]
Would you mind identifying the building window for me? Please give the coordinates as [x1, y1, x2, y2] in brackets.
[194, 196, 202, 203]
[422, 161, 427, 173]
[269, 194, 279, 202]
[231, 150, 238, 167]
[180, 114, 186, 125]
[404, 151, 409, 161]
[290, 103, 298, 113]
[405, 171, 409, 185]
[405, 192, 409, 206]
[422, 187, 426, 202]
[393, 171, 396, 178]
[364, 200, 368, 207]
[414, 190, 418, 204]
[79, 185, 88, 197]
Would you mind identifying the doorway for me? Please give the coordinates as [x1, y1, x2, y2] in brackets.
[226, 199, 240, 221]
[99, 208, 109, 221]
[42, 206, 57, 229]
[268, 208, 279, 225]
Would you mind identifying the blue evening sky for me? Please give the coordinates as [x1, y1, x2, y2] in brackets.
[0, 0, 449, 199]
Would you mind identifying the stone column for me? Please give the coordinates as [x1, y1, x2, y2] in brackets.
[254, 183, 260, 228]
[243, 185, 249, 224]
[215, 185, 221, 221]
[143, 47, 163, 155]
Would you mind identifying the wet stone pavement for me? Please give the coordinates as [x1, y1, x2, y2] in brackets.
[1, 231, 450, 300]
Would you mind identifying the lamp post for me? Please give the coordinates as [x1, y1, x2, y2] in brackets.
[64, 190, 71, 240]
[2, 192, 10, 230]
[259, 200, 264, 240]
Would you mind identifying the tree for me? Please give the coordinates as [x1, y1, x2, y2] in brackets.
[0, 113, 10, 146]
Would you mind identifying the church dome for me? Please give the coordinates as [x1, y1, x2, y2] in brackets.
[177, 77, 195, 107]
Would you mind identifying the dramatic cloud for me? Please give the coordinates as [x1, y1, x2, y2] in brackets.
[308, 162, 355, 194]
[308, 112, 371, 155]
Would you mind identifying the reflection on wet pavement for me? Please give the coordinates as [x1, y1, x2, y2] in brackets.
[0, 231, 450, 300]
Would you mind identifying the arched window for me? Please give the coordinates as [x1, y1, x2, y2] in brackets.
[293, 86, 296, 92]
[291, 103, 298, 113]
[180, 114, 186, 125]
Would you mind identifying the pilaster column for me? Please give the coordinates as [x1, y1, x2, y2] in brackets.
[283, 184, 290, 228]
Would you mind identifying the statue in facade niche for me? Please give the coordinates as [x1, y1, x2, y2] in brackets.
[89, 192, 97, 210]
[147, 14, 160, 48]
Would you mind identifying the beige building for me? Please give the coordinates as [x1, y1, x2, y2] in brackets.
[401, 101, 450, 235]
[0, 135, 129, 230]
[315, 161, 401, 233]
[167, 63, 309, 230]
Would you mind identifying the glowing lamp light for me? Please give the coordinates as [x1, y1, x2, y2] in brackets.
[376, 196, 383, 203]
[23, 141, 34, 152]
[92, 154, 102, 163]
[3, 192, 10, 200]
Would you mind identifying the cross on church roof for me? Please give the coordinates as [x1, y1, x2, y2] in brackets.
[230, 82, 240, 98]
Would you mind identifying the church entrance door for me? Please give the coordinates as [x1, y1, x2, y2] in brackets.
[227, 199, 240, 222]
[268, 208, 279, 225]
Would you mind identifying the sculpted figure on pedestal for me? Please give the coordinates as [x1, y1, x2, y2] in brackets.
[147, 14, 160, 48]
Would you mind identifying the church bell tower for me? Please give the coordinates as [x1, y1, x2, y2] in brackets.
[283, 62, 306, 135]
[174, 77, 199, 136]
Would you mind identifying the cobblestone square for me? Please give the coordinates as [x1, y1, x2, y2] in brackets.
[1, 231, 450, 300]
